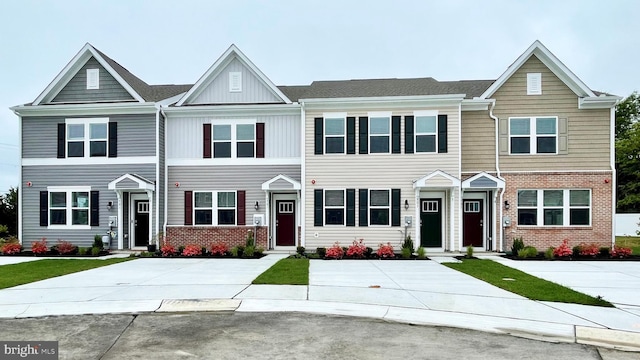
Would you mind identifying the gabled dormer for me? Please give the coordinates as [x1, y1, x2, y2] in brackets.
[175, 44, 292, 106]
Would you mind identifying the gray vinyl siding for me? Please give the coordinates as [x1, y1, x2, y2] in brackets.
[22, 113, 156, 158]
[189, 57, 282, 104]
[167, 114, 300, 159]
[167, 165, 300, 225]
[22, 164, 156, 248]
[52, 57, 134, 103]
[115, 179, 139, 189]
[470, 177, 497, 188]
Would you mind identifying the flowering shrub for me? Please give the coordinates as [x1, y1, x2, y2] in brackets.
[182, 244, 202, 257]
[325, 242, 344, 259]
[578, 243, 600, 257]
[31, 238, 48, 255]
[377, 242, 395, 258]
[161, 243, 177, 257]
[55, 240, 77, 255]
[1, 243, 22, 255]
[611, 247, 632, 258]
[210, 242, 229, 256]
[346, 239, 367, 258]
[553, 239, 572, 258]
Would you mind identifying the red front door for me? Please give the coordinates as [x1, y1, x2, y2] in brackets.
[463, 200, 483, 247]
[276, 200, 295, 246]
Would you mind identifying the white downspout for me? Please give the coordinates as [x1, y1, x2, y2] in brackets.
[154, 105, 160, 243]
[14, 111, 22, 244]
[610, 106, 616, 248]
[300, 101, 306, 248]
[160, 106, 169, 241]
[488, 100, 507, 252]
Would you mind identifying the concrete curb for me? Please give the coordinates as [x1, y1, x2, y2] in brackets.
[576, 326, 640, 352]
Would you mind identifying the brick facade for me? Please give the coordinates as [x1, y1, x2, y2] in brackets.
[165, 226, 268, 250]
[501, 172, 613, 251]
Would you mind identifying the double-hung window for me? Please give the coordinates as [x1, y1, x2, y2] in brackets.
[217, 191, 236, 225]
[193, 191, 237, 225]
[517, 189, 591, 226]
[194, 192, 213, 225]
[369, 189, 390, 225]
[509, 117, 557, 154]
[48, 187, 90, 227]
[236, 124, 255, 158]
[324, 116, 345, 154]
[324, 190, 345, 225]
[213, 123, 255, 158]
[66, 118, 109, 158]
[415, 114, 437, 153]
[213, 125, 232, 158]
[369, 113, 390, 153]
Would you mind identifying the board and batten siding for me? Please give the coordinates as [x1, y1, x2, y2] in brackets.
[52, 57, 134, 103]
[22, 114, 157, 158]
[22, 164, 156, 248]
[166, 115, 300, 159]
[461, 110, 496, 172]
[167, 165, 301, 225]
[493, 55, 611, 171]
[303, 107, 461, 249]
[189, 57, 282, 105]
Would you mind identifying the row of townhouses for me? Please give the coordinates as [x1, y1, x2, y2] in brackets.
[10, 41, 619, 253]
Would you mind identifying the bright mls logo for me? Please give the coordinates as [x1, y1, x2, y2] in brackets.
[0, 342, 57, 359]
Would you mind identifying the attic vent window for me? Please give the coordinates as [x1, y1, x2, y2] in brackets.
[527, 73, 541, 95]
[87, 69, 99, 90]
[229, 72, 242, 92]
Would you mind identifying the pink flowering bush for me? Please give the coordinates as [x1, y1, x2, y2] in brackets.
[346, 239, 367, 258]
[210, 242, 229, 256]
[182, 244, 202, 257]
[553, 239, 572, 258]
[1, 243, 22, 255]
[54, 240, 77, 255]
[611, 247, 632, 258]
[31, 238, 48, 255]
[161, 242, 177, 257]
[578, 243, 600, 257]
[325, 242, 344, 259]
[377, 242, 395, 258]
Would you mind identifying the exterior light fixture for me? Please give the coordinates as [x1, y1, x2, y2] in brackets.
[504, 200, 510, 210]
[254, 201, 259, 210]
[106, 201, 113, 211]
[404, 199, 409, 210]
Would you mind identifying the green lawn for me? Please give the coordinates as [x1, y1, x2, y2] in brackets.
[615, 236, 640, 255]
[444, 259, 613, 307]
[0, 258, 133, 289]
[253, 258, 309, 285]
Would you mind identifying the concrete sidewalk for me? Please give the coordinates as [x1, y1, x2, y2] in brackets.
[0, 255, 639, 352]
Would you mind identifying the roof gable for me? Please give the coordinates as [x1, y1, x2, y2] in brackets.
[480, 40, 596, 99]
[176, 44, 291, 106]
[33, 43, 146, 105]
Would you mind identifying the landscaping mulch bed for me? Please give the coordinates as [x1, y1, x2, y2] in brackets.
[501, 254, 640, 261]
[1, 251, 112, 258]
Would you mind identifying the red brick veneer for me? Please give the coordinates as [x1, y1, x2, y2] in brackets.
[165, 226, 268, 249]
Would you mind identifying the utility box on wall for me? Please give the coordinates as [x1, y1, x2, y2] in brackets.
[253, 214, 265, 226]
[502, 216, 511, 227]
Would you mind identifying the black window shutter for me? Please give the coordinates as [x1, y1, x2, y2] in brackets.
[108, 122, 118, 157]
[314, 189, 323, 226]
[237, 190, 246, 225]
[203, 123, 212, 158]
[57, 123, 65, 158]
[40, 191, 48, 226]
[405, 116, 414, 154]
[256, 123, 265, 158]
[391, 189, 401, 227]
[359, 189, 368, 226]
[346, 117, 356, 154]
[314, 118, 323, 155]
[346, 189, 355, 226]
[184, 191, 193, 225]
[359, 117, 368, 154]
[438, 115, 448, 153]
[392, 116, 401, 154]
[90, 191, 99, 226]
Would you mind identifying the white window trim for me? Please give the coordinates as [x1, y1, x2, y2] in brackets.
[87, 68, 99, 90]
[193, 190, 237, 226]
[508, 116, 558, 155]
[47, 186, 91, 229]
[369, 188, 391, 227]
[517, 189, 591, 227]
[414, 113, 438, 154]
[368, 112, 391, 154]
[229, 72, 242, 92]
[212, 120, 256, 159]
[66, 118, 109, 159]
[527, 73, 542, 95]
[324, 189, 346, 226]
[323, 113, 347, 155]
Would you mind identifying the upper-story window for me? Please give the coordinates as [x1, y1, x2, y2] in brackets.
[324, 189, 345, 225]
[369, 112, 390, 153]
[65, 118, 110, 158]
[213, 123, 255, 158]
[86, 69, 99, 90]
[415, 115, 437, 153]
[509, 117, 557, 154]
[324, 115, 346, 154]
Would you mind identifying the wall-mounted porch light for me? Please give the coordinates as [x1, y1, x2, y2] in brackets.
[254, 201, 259, 210]
[106, 201, 113, 211]
[404, 199, 409, 210]
[504, 200, 510, 210]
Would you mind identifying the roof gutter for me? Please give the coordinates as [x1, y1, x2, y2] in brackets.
[10, 102, 158, 116]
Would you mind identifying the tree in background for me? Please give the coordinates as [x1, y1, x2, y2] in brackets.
[616, 92, 640, 212]
[0, 187, 18, 236]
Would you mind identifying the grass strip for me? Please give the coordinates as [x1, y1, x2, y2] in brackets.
[253, 258, 309, 285]
[615, 235, 640, 255]
[0, 258, 133, 289]
[444, 259, 613, 307]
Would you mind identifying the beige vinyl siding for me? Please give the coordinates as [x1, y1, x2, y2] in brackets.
[494, 55, 610, 171]
[304, 106, 461, 249]
[461, 110, 496, 172]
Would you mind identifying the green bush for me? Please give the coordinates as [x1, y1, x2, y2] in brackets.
[78, 247, 88, 255]
[296, 246, 305, 255]
[572, 246, 581, 258]
[92, 235, 104, 250]
[230, 246, 241, 257]
[465, 245, 474, 259]
[401, 247, 412, 259]
[544, 247, 555, 260]
[401, 235, 414, 251]
[511, 237, 524, 255]
[417, 247, 426, 259]
[316, 247, 326, 258]
[244, 245, 255, 257]
[255, 247, 264, 256]
[91, 246, 101, 256]
[599, 247, 610, 257]
[517, 246, 538, 259]
[245, 231, 255, 248]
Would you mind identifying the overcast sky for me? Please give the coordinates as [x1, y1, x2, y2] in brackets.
[0, 0, 638, 194]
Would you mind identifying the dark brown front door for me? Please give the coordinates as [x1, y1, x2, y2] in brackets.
[463, 200, 483, 247]
[134, 200, 149, 247]
[275, 200, 295, 246]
